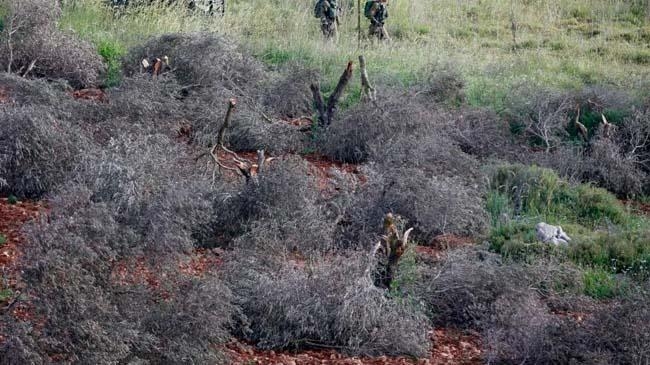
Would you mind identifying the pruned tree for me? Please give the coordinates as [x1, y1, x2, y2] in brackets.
[373, 213, 414, 289]
[359, 55, 376, 102]
[310, 61, 354, 128]
[207, 98, 270, 184]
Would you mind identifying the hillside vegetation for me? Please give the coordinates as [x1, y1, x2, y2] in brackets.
[0, 0, 649, 364]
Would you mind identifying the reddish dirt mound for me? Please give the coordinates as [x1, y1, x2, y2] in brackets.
[303, 153, 366, 196]
[70, 88, 107, 103]
[212, 150, 365, 196]
[0, 87, 13, 104]
[225, 329, 482, 365]
[283, 117, 313, 129]
[415, 235, 475, 260]
[0, 198, 46, 291]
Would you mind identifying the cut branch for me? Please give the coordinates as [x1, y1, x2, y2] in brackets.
[359, 55, 376, 102]
[311, 61, 354, 128]
[373, 213, 413, 289]
[217, 98, 237, 146]
[325, 61, 354, 126]
[310, 83, 326, 127]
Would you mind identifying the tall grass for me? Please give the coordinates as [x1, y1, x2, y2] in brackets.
[59, 0, 650, 109]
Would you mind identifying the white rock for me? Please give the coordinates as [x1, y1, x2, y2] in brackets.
[535, 222, 571, 245]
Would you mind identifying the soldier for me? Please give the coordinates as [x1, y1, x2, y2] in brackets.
[364, 0, 389, 41]
[314, 0, 340, 38]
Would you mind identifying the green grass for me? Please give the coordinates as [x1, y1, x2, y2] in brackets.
[58, 0, 650, 111]
[486, 164, 650, 283]
[7, 195, 17, 205]
[0, 288, 12, 303]
[583, 268, 625, 299]
[98, 39, 126, 87]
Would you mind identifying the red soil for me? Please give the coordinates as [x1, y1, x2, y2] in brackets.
[69, 88, 108, 103]
[0, 87, 13, 104]
[0, 198, 46, 291]
[415, 235, 475, 260]
[225, 329, 482, 365]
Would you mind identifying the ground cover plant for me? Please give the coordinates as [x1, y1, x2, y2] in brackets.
[0, 0, 649, 364]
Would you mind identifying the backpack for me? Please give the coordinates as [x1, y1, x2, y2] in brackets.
[364, 0, 376, 19]
[314, 0, 328, 18]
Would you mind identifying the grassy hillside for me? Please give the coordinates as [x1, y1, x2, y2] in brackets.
[61, 0, 650, 109]
[1, 0, 649, 363]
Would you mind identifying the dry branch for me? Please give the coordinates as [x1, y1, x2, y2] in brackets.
[217, 98, 237, 146]
[359, 55, 376, 102]
[373, 213, 413, 289]
[311, 61, 354, 128]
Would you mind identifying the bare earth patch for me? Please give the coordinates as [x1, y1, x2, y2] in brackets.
[225, 329, 482, 365]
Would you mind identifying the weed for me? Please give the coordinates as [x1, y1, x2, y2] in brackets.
[0, 233, 6, 246]
[0, 288, 12, 302]
[583, 268, 622, 299]
[98, 39, 125, 87]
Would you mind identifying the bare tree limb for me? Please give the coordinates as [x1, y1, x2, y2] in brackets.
[256, 149, 266, 175]
[217, 98, 237, 147]
[310, 83, 326, 127]
[22, 59, 37, 78]
[311, 61, 354, 128]
[359, 55, 376, 102]
[373, 213, 414, 289]
[325, 61, 354, 126]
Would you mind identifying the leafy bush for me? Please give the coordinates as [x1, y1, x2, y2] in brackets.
[263, 64, 319, 119]
[0, 0, 105, 88]
[0, 106, 89, 198]
[209, 157, 335, 252]
[98, 39, 125, 87]
[404, 247, 583, 330]
[487, 288, 650, 364]
[417, 63, 466, 105]
[226, 251, 431, 357]
[3, 138, 235, 362]
[318, 91, 440, 164]
[124, 32, 266, 92]
[488, 163, 626, 226]
[342, 167, 487, 246]
[582, 268, 622, 298]
[569, 228, 650, 278]
[485, 292, 560, 364]
[443, 107, 520, 160]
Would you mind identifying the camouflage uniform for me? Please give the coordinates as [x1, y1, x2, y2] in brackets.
[365, 0, 389, 40]
[314, 0, 339, 38]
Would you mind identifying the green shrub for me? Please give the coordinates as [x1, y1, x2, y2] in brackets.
[7, 195, 17, 204]
[488, 164, 626, 226]
[570, 229, 650, 278]
[98, 39, 125, 87]
[0, 233, 6, 246]
[583, 268, 622, 299]
[0, 288, 12, 302]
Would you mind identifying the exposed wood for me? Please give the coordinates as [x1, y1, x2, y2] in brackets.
[601, 114, 615, 138]
[325, 61, 354, 126]
[359, 55, 376, 102]
[373, 213, 414, 289]
[22, 59, 36, 78]
[574, 107, 588, 141]
[256, 150, 266, 175]
[217, 98, 237, 146]
[310, 83, 327, 127]
[311, 61, 354, 128]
